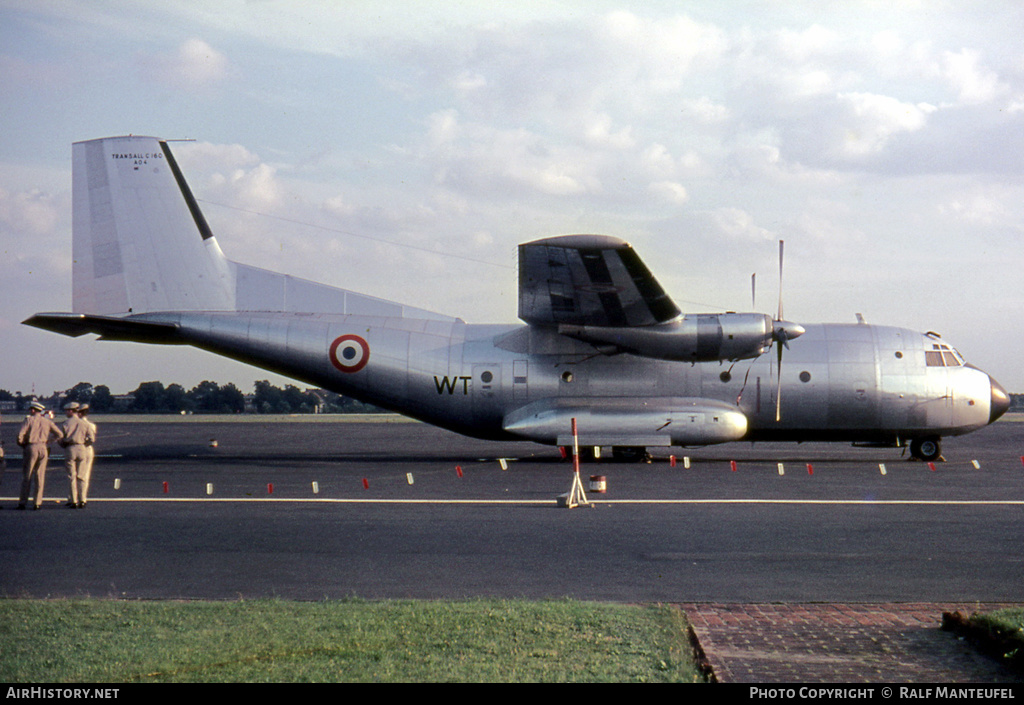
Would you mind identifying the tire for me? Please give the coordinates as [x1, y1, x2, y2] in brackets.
[612, 446, 648, 462]
[910, 437, 941, 462]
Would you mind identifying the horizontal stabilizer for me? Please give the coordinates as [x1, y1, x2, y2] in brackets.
[23, 312, 182, 343]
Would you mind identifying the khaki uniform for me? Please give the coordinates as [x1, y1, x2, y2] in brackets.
[79, 415, 97, 506]
[0, 412, 5, 489]
[17, 413, 64, 509]
[62, 415, 96, 507]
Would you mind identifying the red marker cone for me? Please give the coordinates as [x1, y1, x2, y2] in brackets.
[362, 478, 369, 489]
[806, 463, 814, 475]
[730, 460, 737, 472]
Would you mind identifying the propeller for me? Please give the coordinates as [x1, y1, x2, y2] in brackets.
[770, 240, 805, 421]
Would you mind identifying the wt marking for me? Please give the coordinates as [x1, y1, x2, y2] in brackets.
[435, 376, 471, 395]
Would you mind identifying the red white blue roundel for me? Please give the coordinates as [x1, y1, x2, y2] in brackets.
[329, 335, 370, 373]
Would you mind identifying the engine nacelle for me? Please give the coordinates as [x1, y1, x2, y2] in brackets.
[558, 312, 775, 362]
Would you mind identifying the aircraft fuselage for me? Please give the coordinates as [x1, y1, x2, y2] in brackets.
[129, 310, 1005, 454]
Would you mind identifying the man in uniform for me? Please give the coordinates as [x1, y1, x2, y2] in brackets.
[0, 408, 5, 500]
[17, 401, 64, 510]
[60, 402, 94, 508]
[76, 404, 97, 508]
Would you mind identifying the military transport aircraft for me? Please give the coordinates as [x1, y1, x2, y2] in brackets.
[25, 135, 1010, 461]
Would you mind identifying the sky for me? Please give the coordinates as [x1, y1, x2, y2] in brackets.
[2, 0, 1023, 396]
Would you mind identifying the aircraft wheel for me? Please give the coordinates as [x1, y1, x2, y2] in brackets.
[910, 437, 941, 462]
[612, 446, 648, 463]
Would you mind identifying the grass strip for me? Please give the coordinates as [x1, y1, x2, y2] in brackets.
[966, 607, 1024, 669]
[0, 598, 704, 683]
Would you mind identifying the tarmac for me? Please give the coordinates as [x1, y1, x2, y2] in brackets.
[2, 414, 1023, 683]
[681, 603, 1021, 683]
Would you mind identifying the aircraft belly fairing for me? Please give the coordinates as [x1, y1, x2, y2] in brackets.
[24, 135, 1011, 461]
[503, 397, 748, 447]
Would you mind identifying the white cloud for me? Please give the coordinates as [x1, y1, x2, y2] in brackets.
[941, 48, 1007, 105]
[650, 181, 689, 205]
[682, 96, 731, 123]
[833, 92, 936, 157]
[774, 24, 841, 63]
[709, 207, 776, 242]
[139, 38, 230, 91]
[641, 143, 678, 179]
[939, 187, 1017, 227]
[0, 187, 61, 237]
[584, 114, 635, 150]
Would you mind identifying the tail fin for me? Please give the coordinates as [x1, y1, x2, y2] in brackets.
[66, 135, 457, 322]
[72, 136, 235, 314]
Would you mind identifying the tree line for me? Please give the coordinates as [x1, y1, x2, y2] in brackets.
[3, 383, 1023, 415]
[0, 380, 383, 415]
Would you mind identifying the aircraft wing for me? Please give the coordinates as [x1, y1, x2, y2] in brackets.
[518, 235, 680, 328]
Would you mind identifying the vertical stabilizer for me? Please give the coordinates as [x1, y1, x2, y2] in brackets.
[72, 136, 235, 314]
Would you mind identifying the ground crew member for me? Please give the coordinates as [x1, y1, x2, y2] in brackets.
[61, 402, 94, 508]
[17, 401, 64, 510]
[77, 404, 97, 508]
[0, 409, 5, 506]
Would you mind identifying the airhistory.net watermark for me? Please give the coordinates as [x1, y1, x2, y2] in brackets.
[6, 689, 119, 700]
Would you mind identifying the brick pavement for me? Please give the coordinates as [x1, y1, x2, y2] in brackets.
[679, 603, 1022, 683]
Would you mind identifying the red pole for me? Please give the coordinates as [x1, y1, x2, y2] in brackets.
[571, 417, 580, 476]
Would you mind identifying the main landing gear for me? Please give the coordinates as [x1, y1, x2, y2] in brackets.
[909, 436, 942, 462]
[611, 446, 650, 463]
[561, 446, 651, 463]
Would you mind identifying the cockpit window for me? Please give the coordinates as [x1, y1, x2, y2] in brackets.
[926, 343, 963, 367]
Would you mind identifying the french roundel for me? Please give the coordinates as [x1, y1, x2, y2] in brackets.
[329, 335, 370, 373]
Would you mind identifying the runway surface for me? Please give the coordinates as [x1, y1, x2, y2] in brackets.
[1, 415, 1023, 602]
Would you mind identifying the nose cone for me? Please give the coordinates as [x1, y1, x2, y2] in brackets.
[773, 320, 806, 347]
[990, 376, 1011, 424]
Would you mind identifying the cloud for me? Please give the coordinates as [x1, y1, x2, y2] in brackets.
[941, 48, 1007, 105]
[0, 186, 61, 237]
[708, 207, 776, 242]
[418, 114, 599, 196]
[832, 92, 936, 157]
[172, 142, 284, 215]
[138, 38, 231, 91]
[650, 181, 689, 205]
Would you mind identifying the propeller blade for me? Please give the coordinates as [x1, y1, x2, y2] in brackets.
[775, 332, 783, 422]
[774, 239, 788, 422]
[777, 239, 784, 322]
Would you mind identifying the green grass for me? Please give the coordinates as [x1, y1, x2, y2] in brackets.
[967, 607, 1024, 667]
[0, 598, 705, 683]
